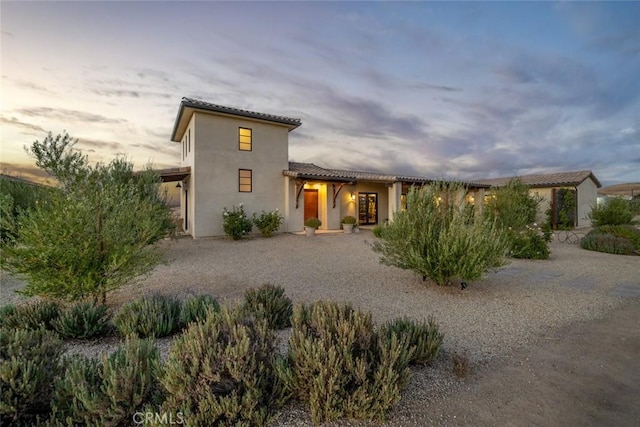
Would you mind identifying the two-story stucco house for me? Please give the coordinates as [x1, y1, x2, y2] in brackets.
[163, 98, 600, 237]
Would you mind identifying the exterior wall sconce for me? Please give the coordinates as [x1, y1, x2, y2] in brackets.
[350, 192, 355, 201]
[176, 182, 182, 188]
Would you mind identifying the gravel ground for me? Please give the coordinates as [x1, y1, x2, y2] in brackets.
[2, 229, 639, 425]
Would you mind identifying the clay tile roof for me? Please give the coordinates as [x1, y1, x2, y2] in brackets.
[284, 162, 491, 188]
[181, 97, 301, 128]
[478, 170, 601, 188]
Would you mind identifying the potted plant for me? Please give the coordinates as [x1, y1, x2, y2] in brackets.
[342, 215, 357, 233]
[353, 223, 360, 234]
[304, 217, 321, 236]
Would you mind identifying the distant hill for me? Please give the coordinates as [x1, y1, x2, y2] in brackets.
[598, 183, 640, 197]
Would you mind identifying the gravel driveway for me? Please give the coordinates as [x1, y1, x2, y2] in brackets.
[3, 229, 639, 425]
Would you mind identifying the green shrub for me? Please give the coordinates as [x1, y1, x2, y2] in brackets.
[49, 336, 159, 426]
[0, 300, 61, 331]
[53, 302, 110, 340]
[0, 327, 63, 425]
[508, 227, 551, 260]
[0, 304, 16, 328]
[222, 204, 253, 240]
[161, 307, 281, 426]
[252, 209, 283, 237]
[372, 182, 509, 286]
[589, 198, 634, 226]
[242, 284, 293, 330]
[180, 294, 220, 325]
[372, 224, 385, 238]
[113, 294, 182, 338]
[580, 225, 640, 255]
[285, 301, 414, 423]
[380, 316, 444, 365]
[304, 217, 321, 228]
[484, 179, 541, 230]
[341, 215, 357, 224]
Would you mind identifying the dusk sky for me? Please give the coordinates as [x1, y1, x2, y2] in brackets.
[1, 1, 639, 186]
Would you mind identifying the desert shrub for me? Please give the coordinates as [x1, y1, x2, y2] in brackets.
[0, 327, 64, 425]
[342, 215, 357, 224]
[284, 301, 414, 423]
[380, 316, 444, 365]
[113, 294, 182, 338]
[372, 182, 509, 286]
[52, 302, 110, 340]
[161, 307, 282, 426]
[242, 284, 293, 330]
[580, 225, 640, 255]
[372, 224, 385, 238]
[589, 198, 634, 226]
[222, 204, 252, 240]
[252, 209, 283, 237]
[49, 336, 159, 426]
[180, 294, 220, 325]
[484, 179, 541, 230]
[508, 227, 551, 260]
[451, 353, 470, 379]
[304, 217, 321, 228]
[0, 304, 16, 328]
[0, 299, 61, 331]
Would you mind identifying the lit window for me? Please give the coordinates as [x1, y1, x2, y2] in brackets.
[239, 169, 252, 192]
[239, 127, 252, 151]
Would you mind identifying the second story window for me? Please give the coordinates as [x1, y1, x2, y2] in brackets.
[239, 127, 252, 151]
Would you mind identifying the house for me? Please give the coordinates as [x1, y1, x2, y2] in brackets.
[478, 171, 602, 228]
[164, 97, 600, 237]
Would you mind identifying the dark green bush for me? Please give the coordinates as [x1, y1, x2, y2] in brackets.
[597, 225, 640, 249]
[380, 316, 444, 365]
[222, 204, 253, 240]
[284, 301, 413, 423]
[49, 336, 159, 426]
[242, 284, 293, 330]
[252, 210, 283, 237]
[113, 294, 182, 338]
[589, 198, 634, 226]
[0, 327, 63, 425]
[161, 307, 281, 426]
[508, 228, 551, 260]
[372, 225, 385, 238]
[0, 300, 61, 331]
[581, 225, 640, 255]
[180, 294, 220, 325]
[53, 302, 110, 339]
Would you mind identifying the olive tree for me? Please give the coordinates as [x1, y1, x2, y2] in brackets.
[371, 181, 508, 286]
[0, 132, 174, 303]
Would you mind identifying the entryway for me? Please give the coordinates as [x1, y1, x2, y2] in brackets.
[304, 189, 319, 222]
[358, 192, 378, 225]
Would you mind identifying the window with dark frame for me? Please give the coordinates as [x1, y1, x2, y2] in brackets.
[239, 169, 252, 192]
[239, 127, 252, 151]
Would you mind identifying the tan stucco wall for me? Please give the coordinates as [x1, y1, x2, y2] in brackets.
[577, 179, 598, 228]
[177, 112, 289, 237]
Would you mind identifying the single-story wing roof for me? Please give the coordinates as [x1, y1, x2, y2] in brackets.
[478, 170, 601, 189]
[284, 162, 490, 188]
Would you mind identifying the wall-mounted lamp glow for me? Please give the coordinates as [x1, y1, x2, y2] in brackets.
[350, 192, 355, 201]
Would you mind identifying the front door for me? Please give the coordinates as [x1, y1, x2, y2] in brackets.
[358, 193, 378, 225]
[304, 189, 319, 222]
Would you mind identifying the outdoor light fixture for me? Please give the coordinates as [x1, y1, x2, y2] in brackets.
[176, 182, 182, 188]
[350, 192, 355, 201]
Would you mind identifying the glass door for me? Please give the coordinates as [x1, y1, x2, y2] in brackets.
[358, 193, 378, 225]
